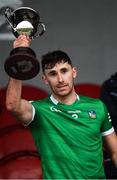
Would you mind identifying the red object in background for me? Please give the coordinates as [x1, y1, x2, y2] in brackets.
[0, 85, 48, 179]
[0, 125, 37, 158]
[0, 85, 48, 128]
[0, 152, 42, 179]
[75, 83, 101, 98]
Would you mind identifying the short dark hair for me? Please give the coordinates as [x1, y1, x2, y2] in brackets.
[41, 50, 73, 73]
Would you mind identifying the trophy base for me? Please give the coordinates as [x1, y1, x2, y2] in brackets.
[4, 47, 40, 80]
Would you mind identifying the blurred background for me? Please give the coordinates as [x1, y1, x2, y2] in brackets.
[0, 0, 117, 90]
[0, 0, 117, 179]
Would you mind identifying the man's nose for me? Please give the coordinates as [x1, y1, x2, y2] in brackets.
[57, 73, 63, 82]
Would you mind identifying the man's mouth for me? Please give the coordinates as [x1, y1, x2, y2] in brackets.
[56, 84, 68, 88]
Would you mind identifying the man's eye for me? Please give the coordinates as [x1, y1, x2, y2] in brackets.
[61, 69, 68, 73]
[49, 72, 57, 76]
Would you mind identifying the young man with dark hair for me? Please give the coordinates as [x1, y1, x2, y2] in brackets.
[6, 35, 117, 179]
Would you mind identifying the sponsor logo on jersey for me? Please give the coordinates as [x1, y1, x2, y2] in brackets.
[88, 110, 97, 119]
[50, 106, 62, 112]
[67, 110, 81, 113]
[50, 106, 79, 119]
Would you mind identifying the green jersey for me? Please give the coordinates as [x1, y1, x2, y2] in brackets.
[29, 95, 113, 179]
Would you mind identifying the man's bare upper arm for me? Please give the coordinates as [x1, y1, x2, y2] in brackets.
[12, 99, 34, 125]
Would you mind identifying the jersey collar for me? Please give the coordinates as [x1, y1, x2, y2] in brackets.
[50, 94, 80, 105]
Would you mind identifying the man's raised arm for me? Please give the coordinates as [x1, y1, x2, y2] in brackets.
[6, 35, 33, 125]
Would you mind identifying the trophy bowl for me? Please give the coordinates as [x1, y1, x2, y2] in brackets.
[4, 7, 45, 80]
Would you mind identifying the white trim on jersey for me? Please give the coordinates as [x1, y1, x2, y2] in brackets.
[23, 102, 35, 126]
[26, 94, 80, 125]
[50, 95, 58, 105]
[101, 127, 114, 136]
[50, 94, 80, 105]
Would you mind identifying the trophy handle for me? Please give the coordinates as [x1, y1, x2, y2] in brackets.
[4, 8, 19, 37]
[33, 22, 45, 38]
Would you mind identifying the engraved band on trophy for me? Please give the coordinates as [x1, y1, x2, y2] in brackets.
[4, 7, 45, 80]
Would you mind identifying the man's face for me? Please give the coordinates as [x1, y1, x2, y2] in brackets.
[43, 62, 77, 97]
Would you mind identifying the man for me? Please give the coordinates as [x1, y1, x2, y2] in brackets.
[6, 35, 117, 179]
[100, 73, 117, 178]
[100, 72, 117, 133]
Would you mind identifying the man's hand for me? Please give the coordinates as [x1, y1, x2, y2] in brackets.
[13, 35, 31, 49]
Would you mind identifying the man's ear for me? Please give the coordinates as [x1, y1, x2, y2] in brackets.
[73, 67, 77, 78]
[42, 75, 48, 84]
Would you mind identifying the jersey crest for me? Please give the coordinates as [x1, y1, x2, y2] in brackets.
[88, 110, 97, 119]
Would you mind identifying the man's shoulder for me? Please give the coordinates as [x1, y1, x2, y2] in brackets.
[79, 95, 106, 112]
[79, 95, 103, 104]
[31, 97, 50, 105]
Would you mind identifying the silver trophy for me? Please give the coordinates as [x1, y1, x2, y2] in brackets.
[4, 7, 45, 80]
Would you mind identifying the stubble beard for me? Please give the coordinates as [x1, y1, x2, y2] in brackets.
[52, 83, 75, 99]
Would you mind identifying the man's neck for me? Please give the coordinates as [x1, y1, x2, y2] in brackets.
[51, 92, 78, 105]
